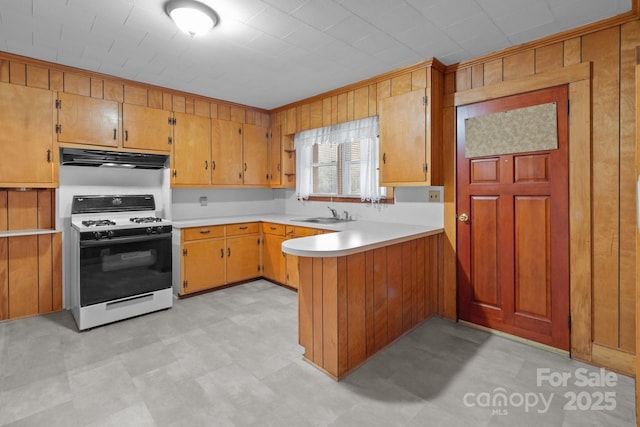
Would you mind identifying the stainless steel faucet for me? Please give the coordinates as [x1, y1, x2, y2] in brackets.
[327, 206, 339, 219]
[343, 210, 349, 220]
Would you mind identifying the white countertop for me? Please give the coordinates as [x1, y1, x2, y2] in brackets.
[171, 214, 443, 258]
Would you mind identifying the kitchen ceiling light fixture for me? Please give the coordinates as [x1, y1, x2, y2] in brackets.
[165, 0, 218, 37]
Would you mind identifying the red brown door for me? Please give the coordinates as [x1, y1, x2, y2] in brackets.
[456, 86, 570, 350]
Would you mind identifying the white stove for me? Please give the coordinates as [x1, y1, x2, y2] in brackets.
[69, 194, 173, 330]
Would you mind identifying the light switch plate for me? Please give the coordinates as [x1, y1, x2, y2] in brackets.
[428, 190, 440, 203]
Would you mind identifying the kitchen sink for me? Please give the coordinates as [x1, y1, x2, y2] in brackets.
[294, 217, 353, 224]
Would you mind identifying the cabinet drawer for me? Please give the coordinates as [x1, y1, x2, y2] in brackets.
[286, 225, 318, 237]
[183, 225, 225, 241]
[227, 222, 259, 236]
[262, 222, 285, 236]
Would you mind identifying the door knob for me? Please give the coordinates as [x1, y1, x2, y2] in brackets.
[458, 213, 469, 223]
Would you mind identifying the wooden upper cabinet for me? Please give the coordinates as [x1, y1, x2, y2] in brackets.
[378, 66, 443, 186]
[243, 123, 269, 186]
[211, 119, 243, 185]
[0, 83, 56, 186]
[172, 112, 211, 186]
[56, 92, 120, 148]
[269, 125, 282, 187]
[122, 103, 172, 152]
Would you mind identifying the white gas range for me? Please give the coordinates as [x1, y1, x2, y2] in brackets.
[69, 194, 173, 330]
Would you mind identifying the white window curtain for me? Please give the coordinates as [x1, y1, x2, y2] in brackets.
[294, 116, 384, 202]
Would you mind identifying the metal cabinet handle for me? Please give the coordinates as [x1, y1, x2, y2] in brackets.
[239, 226, 248, 230]
[244, 163, 247, 171]
[382, 152, 386, 164]
[125, 130, 129, 141]
[200, 229, 211, 234]
[205, 160, 208, 170]
[212, 160, 216, 170]
[227, 248, 231, 257]
[220, 248, 224, 258]
[46, 149, 52, 163]
[113, 129, 117, 140]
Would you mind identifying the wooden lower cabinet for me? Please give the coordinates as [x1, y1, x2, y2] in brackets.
[298, 233, 442, 380]
[181, 238, 226, 294]
[263, 233, 286, 284]
[0, 233, 62, 321]
[284, 225, 326, 290]
[180, 223, 260, 295]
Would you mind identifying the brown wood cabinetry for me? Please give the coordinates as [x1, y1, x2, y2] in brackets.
[226, 222, 261, 283]
[181, 225, 226, 294]
[298, 233, 442, 379]
[268, 126, 282, 187]
[211, 119, 270, 187]
[243, 123, 270, 186]
[0, 189, 62, 321]
[56, 92, 120, 148]
[0, 83, 57, 187]
[122, 103, 173, 152]
[262, 223, 286, 284]
[211, 119, 243, 185]
[180, 223, 261, 295]
[172, 112, 211, 186]
[379, 65, 443, 186]
[284, 225, 324, 290]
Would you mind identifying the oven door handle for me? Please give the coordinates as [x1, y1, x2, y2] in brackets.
[79, 233, 171, 248]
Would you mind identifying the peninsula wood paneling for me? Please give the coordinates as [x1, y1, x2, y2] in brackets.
[447, 17, 639, 374]
[298, 234, 441, 380]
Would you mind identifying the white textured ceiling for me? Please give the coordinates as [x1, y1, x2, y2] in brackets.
[0, 0, 632, 109]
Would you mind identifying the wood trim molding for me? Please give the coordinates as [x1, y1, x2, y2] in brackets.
[449, 63, 592, 360]
[272, 58, 445, 113]
[452, 62, 591, 106]
[446, 12, 639, 73]
[591, 343, 635, 376]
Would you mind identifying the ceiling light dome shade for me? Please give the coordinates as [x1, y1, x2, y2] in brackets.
[165, 0, 218, 37]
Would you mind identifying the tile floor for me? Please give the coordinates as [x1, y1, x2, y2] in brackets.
[0, 280, 635, 426]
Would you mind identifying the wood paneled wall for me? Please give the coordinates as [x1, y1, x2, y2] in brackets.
[271, 58, 445, 136]
[0, 52, 270, 127]
[445, 18, 640, 375]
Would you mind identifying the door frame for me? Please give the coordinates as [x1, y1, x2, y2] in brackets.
[445, 62, 592, 359]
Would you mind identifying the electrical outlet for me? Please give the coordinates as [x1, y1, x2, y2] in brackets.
[199, 196, 208, 206]
[428, 190, 440, 203]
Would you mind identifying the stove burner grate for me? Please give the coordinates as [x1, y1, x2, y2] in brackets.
[130, 217, 162, 224]
[82, 219, 116, 227]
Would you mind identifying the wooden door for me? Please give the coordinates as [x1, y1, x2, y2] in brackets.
[456, 86, 570, 350]
[243, 123, 269, 186]
[269, 125, 282, 187]
[211, 119, 243, 185]
[182, 239, 225, 294]
[57, 92, 120, 147]
[173, 112, 211, 185]
[226, 234, 260, 283]
[122, 104, 172, 152]
[379, 89, 427, 184]
[0, 83, 55, 185]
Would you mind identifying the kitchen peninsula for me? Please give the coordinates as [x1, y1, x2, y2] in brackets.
[282, 222, 443, 380]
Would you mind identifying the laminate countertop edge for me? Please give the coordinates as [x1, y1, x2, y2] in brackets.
[0, 229, 62, 238]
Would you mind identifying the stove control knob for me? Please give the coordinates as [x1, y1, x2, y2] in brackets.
[156, 226, 164, 233]
[93, 231, 102, 240]
[146, 227, 153, 235]
[107, 230, 115, 238]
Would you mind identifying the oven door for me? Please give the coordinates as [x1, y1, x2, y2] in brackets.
[79, 234, 172, 307]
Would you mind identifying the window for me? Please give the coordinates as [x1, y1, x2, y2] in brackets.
[295, 116, 386, 202]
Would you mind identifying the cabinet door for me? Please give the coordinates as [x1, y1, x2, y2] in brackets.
[263, 234, 286, 284]
[211, 119, 243, 185]
[173, 112, 211, 185]
[226, 234, 260, 283]
[269, 125, 282, 187]
[281, 133, 296, 189]
[285, 253, 299, 290]
[243, 123, 269, 186]
[379, 89, 427, 185]
[8, 236, 39, 318]
[0, 83, 56, 185]
[122, 103, 172, 152]
[182, 239, 225, 294]
[57, 92, 119, 148]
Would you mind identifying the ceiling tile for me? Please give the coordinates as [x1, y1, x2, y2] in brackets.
[246, 6, 304, 39]
[291, 1, 351, 30]
[262, 0, 309, 14]
[492, 3, 554, 37]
